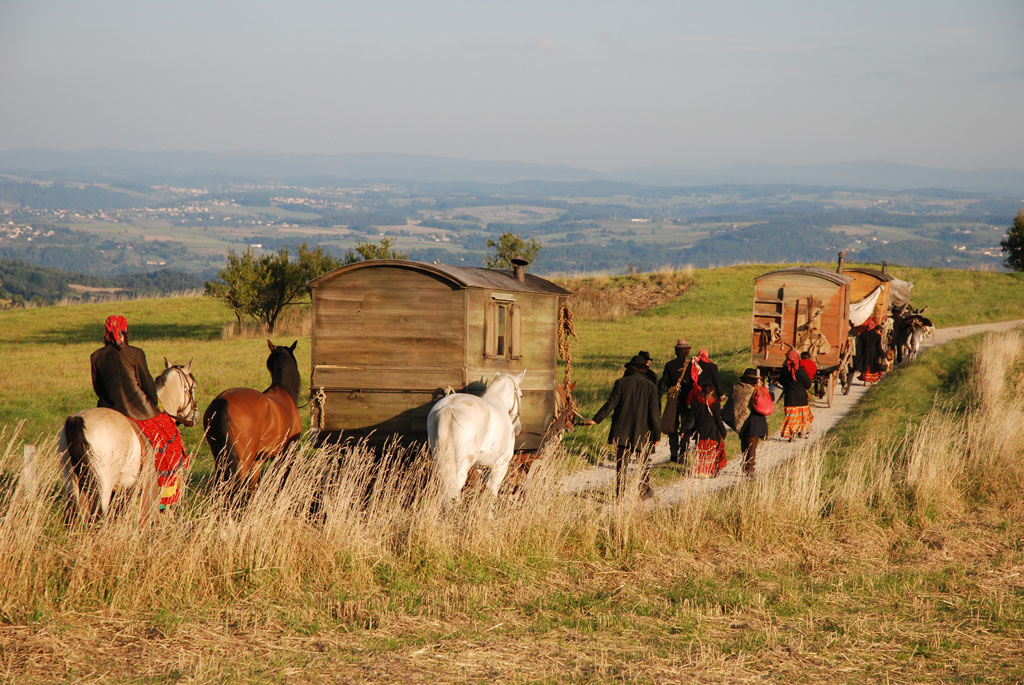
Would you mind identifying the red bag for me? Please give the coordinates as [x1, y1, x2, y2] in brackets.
[752, 386, 774, 416]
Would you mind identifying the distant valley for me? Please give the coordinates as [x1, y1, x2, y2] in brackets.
[0, 149, 1021, 303]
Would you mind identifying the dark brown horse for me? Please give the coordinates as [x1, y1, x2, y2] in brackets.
[204, 340, 302, 500]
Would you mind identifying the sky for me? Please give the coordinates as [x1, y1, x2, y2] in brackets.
[1, 0, 1022, 171]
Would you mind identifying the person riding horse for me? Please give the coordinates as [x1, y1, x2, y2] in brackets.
[91, 315, 160, 421]
[90, 315, 191, 509]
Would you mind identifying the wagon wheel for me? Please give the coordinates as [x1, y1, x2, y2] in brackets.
[826, 370, 836, 408]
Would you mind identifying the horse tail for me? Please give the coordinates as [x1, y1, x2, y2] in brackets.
[61, 415, 97, 521]
[204, 397, 237, 482]
[428, 404, 464, 500]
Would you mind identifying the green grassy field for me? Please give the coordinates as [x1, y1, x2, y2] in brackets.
[0, 265, 1023, 680]
[2, 263, 1022, 462]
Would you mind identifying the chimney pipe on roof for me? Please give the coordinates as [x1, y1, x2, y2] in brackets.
[881, 260, 888, 274]
[836, 250, 847, 274]
[511, 256, 528, 282]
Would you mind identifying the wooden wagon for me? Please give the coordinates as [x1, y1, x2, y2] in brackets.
[751, 265, 853, 407]
[844, 265, 895, 348]
[307, 259, 571, 451]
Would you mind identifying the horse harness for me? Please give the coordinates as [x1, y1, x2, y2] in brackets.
[507, 383, 521, 423]
[163, 365, 199, 426]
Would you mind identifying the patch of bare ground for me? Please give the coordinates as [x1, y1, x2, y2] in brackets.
[556, 267, 695, 320]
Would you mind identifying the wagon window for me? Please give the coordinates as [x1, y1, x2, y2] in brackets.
[496, 303, 508, 356]
[485, 300, 522, 359]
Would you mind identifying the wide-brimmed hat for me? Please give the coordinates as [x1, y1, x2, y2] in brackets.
[624, 354, 648, 368]
[674, 338, 690, 349]
[638, 350, 652, 362]
[740, 367, 760, 383]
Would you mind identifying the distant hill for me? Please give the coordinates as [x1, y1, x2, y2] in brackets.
[2, 148, 1023, 195]
[0, 259, 202, 305]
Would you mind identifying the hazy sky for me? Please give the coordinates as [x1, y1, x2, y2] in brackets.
[1, 0, 1022, 170]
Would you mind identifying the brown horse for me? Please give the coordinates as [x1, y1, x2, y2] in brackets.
[204, 340, 302, 500]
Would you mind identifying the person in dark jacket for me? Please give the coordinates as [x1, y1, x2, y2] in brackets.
[680, 348, 723, 453]
[659, 339, 691, 462]
[623, 351, 660, 405]
[779, 349, 813, 441]
[637, 350, 659, 387]
[586, 355, 661, 499]
[731, 368, 770, 476]
[692, 382, 728, 477]
[854, 317, 886, 384]
[90, 315, 160, 421]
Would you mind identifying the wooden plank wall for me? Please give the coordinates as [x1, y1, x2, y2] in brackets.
[751, 273, 848, 368]
[312, 266, 465, 372]
[312, 266, 466, 434]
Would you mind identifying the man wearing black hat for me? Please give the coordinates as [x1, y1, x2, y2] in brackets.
[584, 354, 661, 499]
[659, 339, 692, 462]
[635, 350, 659, 387]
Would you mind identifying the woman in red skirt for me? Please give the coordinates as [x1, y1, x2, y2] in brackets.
[692, 383, 728, 477]
[779, 349, 813, 440]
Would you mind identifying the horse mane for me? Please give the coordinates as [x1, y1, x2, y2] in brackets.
[154, 365, 173, 392]
[267, 347, 301, 403]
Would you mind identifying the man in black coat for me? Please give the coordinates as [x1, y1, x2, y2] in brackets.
[659, 339, 691, 462]
[586, 355, 661, 499]
[91, 314, 160, 421]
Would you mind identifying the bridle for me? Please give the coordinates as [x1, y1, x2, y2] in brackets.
[507, 379, 522, 425]
[166, 366, 199, 426]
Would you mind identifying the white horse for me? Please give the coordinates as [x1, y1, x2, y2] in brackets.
[58, 359, 198, 521]
[427, 370, 525, 501]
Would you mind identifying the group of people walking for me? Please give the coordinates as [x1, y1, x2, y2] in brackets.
[585, 339, 820, 499]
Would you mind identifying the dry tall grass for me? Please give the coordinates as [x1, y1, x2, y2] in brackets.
[0, 331, 1022, 677]
[558, 267, 695, 320]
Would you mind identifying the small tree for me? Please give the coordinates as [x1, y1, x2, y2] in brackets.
[484, 232, 541, 270]
[1000, 209, 1024, 272]
[343, 237, 408, 264]
[205, 244, 341, 332]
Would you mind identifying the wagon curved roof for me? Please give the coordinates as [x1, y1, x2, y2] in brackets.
[842, 266, 894, 283]
[308, 259, 571, 296]
[754, 266, 852, 287]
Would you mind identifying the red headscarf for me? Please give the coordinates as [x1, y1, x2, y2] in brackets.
[785, 349, 800, 381]
[690, 349, 711, 384]
[104, 315, 128, 347]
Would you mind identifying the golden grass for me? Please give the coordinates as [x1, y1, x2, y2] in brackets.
[0, 332, 1022, 679]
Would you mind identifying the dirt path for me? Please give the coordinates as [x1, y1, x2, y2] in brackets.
[559, 319, 1024, 506]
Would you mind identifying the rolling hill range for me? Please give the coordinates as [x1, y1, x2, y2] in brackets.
[3, 148, 1024, 194]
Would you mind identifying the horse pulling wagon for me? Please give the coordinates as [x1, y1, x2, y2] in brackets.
[307, 259, 573, 460]
[751, 263, 853, 407]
